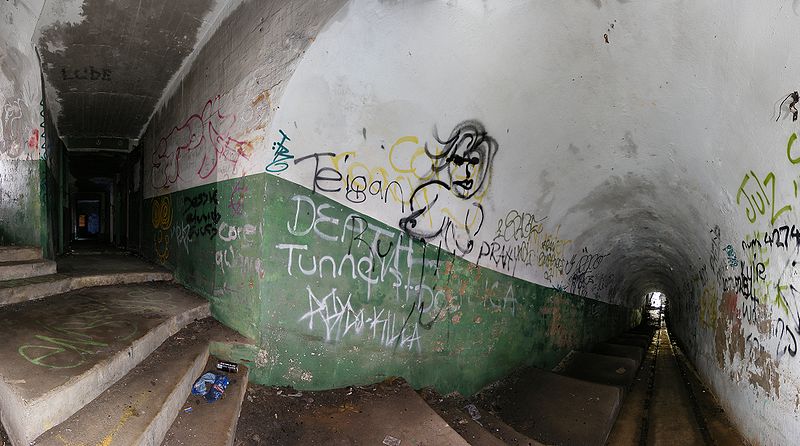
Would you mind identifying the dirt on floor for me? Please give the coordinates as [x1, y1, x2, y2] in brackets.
[234, 377, 464, 446]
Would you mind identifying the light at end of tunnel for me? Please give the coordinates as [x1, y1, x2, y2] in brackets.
[650, 291, 664, 309]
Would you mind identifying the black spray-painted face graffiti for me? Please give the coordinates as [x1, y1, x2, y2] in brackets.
[427, 120, 498, 199]
[398, 120, 498, 254]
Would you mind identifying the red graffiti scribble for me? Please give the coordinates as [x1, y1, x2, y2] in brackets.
[27, 128, 39, 152]
[151, 95, 248, 190]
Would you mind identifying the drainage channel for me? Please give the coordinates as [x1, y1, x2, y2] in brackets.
[638, 302, 663, 446]
[640, 300, 714, 446]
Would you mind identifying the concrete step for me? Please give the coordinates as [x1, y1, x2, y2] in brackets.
[555, 351, 639, 388]
[592, 342, 645, 367]
[162, 357, 250, 446]
[481, 367, 622, 446]
[235, 378, 469, 445]
[420, 389, 543, 446]
[0, 283, 211, 446]
[0, 268, 172, 308]
[32, 320, 220, 446]
[0, 259, 57, 280]
[0, 246, 41, 262]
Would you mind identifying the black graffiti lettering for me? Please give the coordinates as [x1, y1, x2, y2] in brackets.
[294, 152, 338, 194]
[345, 174, 368, 203]
[399, 120, 497, 254]
[182, 189, 221, 241]
[346, 215, 369, 255]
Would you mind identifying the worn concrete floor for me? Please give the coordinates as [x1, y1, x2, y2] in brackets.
[233, 378, 467, 445]
[610, 303, 748, 446]
[647, 327, 707, 445]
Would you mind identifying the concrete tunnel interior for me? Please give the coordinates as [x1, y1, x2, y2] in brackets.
[1, 0, 798, 444]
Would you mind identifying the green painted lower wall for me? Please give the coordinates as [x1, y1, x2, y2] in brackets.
[0, 159, 42, 247]
[143, 173, 640, 395]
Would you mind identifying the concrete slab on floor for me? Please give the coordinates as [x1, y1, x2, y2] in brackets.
[592, 342, 644, 367]
[611, 333, 652, 348]
[479, 367, 622, 446]
[236, 378, 469, 445]
[0, 282, 210, 446]
[0, 254, 172, 307]
[557, 351, 639, 388]
[606, 325, 658, 445]
[0, 246, 41, 262]
[420, 388, 543, 446]
[33, 319, 226, 446]
[163, 357, 250, 446]
[0, 259, 57, 280]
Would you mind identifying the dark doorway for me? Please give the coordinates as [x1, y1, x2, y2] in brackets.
[73, 193, 106, 241]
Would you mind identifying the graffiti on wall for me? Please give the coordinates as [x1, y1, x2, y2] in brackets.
[0, 96, 32, 159]
[291, 120, 498, 259]
[398, 121, 498, 255]
[275, 192, 519, 352]
[701, 132, 800, 398]
[18, 290, 177, 369]
[152, 195, 173, 263]
[151, 96, 252, 191]
[299, 286, 422, 351]
[266, 129, 294, 173]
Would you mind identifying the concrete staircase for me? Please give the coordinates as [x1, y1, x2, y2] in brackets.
[0, 249, 172, 307]
[0, 246, 56, 281]
[0, 248, 254, 446]
[0, 245, 658, 445]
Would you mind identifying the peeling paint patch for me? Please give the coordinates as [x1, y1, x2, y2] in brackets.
[35, 0, 86, 33]
[748, 345, 781, 398]
[251, 89, 271, 108]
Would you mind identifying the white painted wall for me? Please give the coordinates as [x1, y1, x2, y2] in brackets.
[140, 1, 800, 443]
[0, 0, 44, 161]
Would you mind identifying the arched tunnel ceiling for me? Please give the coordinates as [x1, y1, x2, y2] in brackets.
[6, 0, 800, 442]
[233, 0, 753, 310]
[34, 0, 231, 146]
[30, 0, 790, 311]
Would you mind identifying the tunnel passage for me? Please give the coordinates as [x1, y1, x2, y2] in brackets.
[2, 0, 800, 444]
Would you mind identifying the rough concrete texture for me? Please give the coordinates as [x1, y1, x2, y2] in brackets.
[0, 1, 45, 248]
[34, 0, 230, 141]
[11, 0, 800, 442]
[592, 342, 645, 368]
[420, 388, 544, 446]
[477, 367, 622, 446]
[32, 319, 224, 446]
[0, 259, 56, 280]
[0, 253, 173, 307]
[142, 0, 347, 196]
[0, 282, 210, 446]
[163, 357, 249, 446]
[669, 332, 749, 446]
[607, 328, 659, 445]
[235, 378, 469, 445]
[556, 351, 639, 389]
[647, 328, 705, 446]
[142, 174, 639, 397]
[0, 246, 41, 262]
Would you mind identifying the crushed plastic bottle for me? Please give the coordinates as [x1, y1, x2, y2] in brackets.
[191, 372, 217, 396]
[205, 374, 229, 403]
